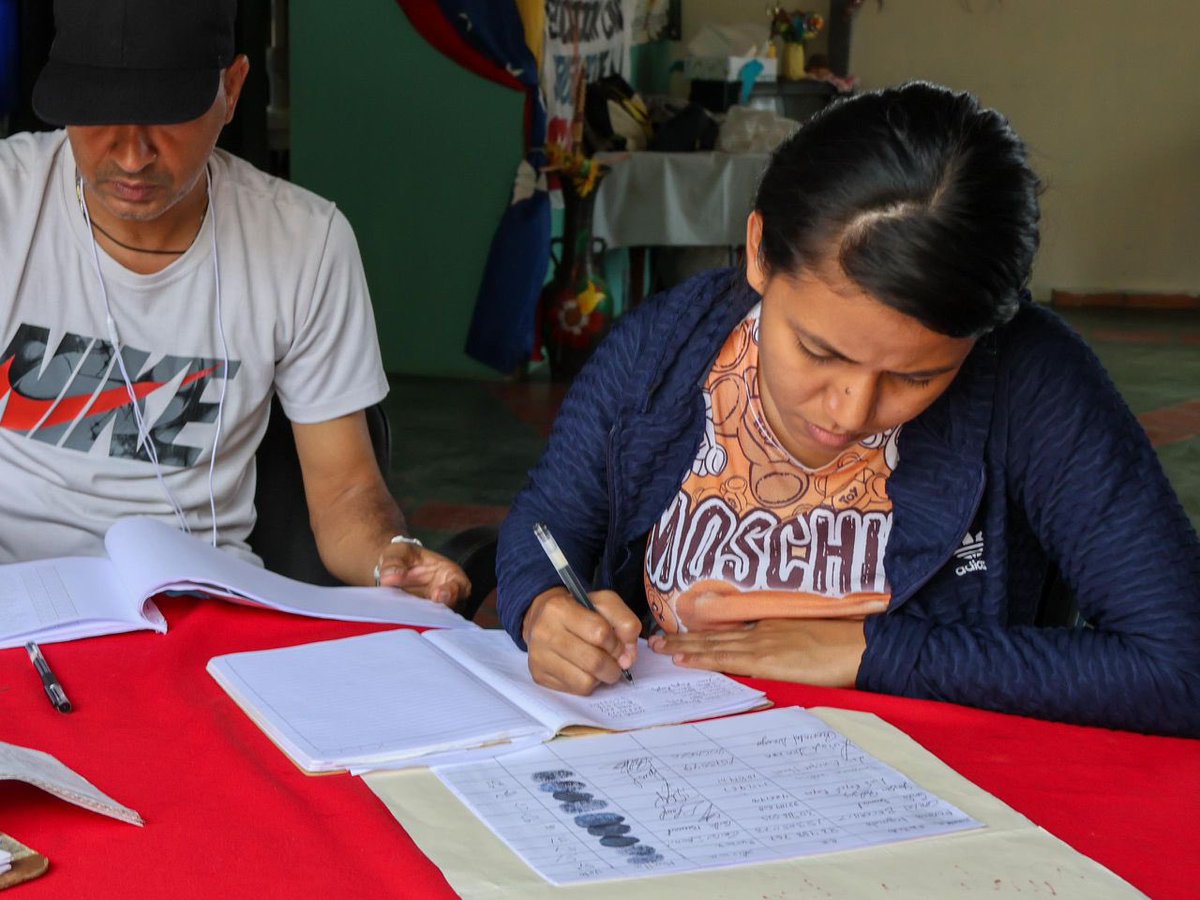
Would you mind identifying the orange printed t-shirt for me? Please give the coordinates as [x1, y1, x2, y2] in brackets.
[644, 304, 898, 633]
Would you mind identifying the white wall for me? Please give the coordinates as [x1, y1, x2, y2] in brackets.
[681, 0, 1200, 297]
[849, 0, 1200, 297]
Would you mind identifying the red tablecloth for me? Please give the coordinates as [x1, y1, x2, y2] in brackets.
[1, 599, 1195, 899]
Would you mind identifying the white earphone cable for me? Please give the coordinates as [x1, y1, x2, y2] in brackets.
[78, 169, 227, 547]
[205, 165, 228, 548]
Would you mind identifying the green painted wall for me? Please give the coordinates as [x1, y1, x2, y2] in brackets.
[291, 1, 524, 377]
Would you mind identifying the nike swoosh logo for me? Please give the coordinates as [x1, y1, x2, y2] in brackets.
[0, 357, 218, 431]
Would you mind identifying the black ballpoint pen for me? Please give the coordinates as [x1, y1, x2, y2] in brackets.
[533, 521, 634, 684]
[26, 641, 72, 713]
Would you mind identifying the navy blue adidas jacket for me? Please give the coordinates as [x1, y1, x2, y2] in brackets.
[497, 269, 1200, 736]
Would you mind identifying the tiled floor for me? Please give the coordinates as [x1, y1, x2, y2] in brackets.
[1063, 309, 1200, 529]
[383, 306, 1200, 625]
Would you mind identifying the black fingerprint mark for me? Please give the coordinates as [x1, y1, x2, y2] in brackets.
[532, 774, 663, 865]
[600, 835, 640, 848]
[531, 769, 576, 782]
[554, 790, 594, 803]
[588, 823, 631, 837]
[575, 812, 623, 828]
[560, 799, 608, 813]
[624, 844, 664, 864]
[538, 780, 586, 794]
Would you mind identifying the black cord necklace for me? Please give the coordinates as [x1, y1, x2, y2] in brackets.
[88, 216, 188, 255]
[75, 174, 204, 256]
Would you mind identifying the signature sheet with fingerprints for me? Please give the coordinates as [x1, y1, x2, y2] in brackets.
[433, 707, 982, 885]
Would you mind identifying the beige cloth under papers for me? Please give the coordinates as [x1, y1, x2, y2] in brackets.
[363, 708, 1144, 899]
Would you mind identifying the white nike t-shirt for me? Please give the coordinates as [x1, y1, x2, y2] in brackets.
[0, 131, 389, 563]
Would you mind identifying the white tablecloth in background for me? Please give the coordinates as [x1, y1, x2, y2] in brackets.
[592, 151, 770, 249]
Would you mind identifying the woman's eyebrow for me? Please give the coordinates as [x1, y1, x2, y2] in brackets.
[792, 325, 960, 378]
[794, 325, 854, 361]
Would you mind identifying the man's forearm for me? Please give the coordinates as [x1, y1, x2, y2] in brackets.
[309, 481, 407, 586]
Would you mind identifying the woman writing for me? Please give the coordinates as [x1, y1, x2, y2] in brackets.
[496, 82, 1200, 737]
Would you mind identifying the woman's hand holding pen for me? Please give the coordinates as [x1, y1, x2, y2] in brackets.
[522, 587, 641, 695]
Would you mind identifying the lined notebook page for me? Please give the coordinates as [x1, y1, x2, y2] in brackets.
[107, 517, 472, 631]
[435, 707, 982, 885]
[207, 630, 548, 772]
[0, 558, 151, 650]
[424, 629, 766, 733]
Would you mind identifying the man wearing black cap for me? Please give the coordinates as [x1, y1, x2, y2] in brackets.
[0, 0, 469, 604]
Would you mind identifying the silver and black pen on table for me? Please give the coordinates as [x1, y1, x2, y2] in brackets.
[26, 641, 72, 713]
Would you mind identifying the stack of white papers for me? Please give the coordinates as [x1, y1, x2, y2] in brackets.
[207, 628, 769, 773]
[0, 517, 472, 649]
[433, 707, 983, 885]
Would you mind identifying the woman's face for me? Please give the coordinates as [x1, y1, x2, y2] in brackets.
[746, 212, 976, 468]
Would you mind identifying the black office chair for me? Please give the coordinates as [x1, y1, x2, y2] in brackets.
[436, 524, 499, 623]
[247, 397, 497, 620]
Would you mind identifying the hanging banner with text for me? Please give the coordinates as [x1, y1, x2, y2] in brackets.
[543, 0, 634, 148]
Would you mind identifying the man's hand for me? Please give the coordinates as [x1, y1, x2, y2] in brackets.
[376, 540, 470, 606]
[648, 618, 869, 687]
[522, 588, 641, 695]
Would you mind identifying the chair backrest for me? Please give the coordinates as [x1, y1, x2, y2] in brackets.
[436, 525, 499, 623]
[248, 397, 391, 586]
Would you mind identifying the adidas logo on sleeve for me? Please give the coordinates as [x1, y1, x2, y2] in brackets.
[954, 531, 988, 576]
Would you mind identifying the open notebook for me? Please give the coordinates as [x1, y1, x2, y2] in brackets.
[0, 517, 471, 649]
[206, 628, 769, 773]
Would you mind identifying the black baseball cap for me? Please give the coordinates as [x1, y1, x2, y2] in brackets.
[33, 0, 237, 126]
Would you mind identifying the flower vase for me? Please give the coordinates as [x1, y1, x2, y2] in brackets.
[541, 178, 612, 382]
[781, 42, 806, 80]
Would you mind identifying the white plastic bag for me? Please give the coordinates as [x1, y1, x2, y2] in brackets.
[686, 23, 771, 59]
[717, 105, 801, 154]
